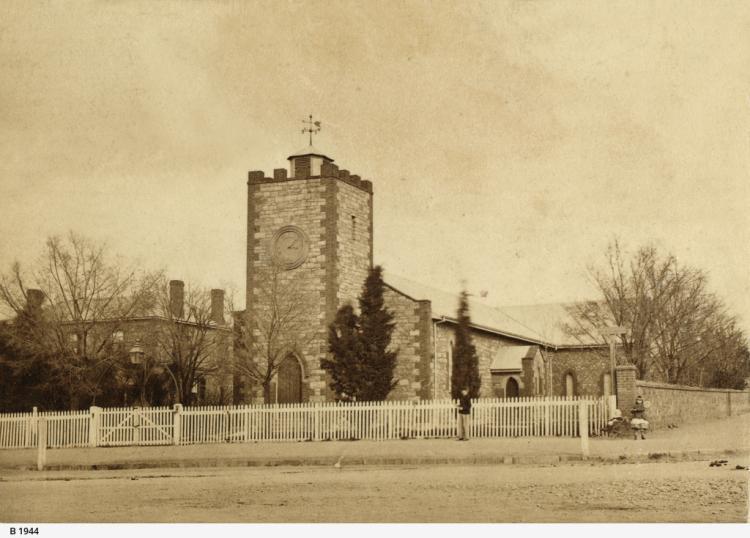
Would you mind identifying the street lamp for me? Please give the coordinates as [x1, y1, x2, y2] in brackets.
[129, 342, 145, 364]
[129, 341, 148, 406]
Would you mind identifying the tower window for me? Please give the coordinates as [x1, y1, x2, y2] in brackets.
[351, 215, 356, 240]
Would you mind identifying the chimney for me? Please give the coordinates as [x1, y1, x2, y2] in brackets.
[169, 280, 184, 319]
[210, 289, 225, 325]
[26, 289, 45, 312]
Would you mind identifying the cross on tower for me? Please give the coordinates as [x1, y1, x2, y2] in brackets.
[301, 114, 321, 145]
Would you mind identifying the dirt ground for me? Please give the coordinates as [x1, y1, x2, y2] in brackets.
[0, 460, 748, 523]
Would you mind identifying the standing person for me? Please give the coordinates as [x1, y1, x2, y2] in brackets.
[630, 395, 649, 440]
[457, 387, 472, 441]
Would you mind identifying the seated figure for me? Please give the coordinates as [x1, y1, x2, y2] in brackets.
[603, 408, 627, 437]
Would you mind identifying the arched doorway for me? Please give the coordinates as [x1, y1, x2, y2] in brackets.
[276, 354, 303, 403]
[506, 377, 520, 398]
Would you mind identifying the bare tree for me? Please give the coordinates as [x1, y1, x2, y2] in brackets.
[566, 240, 747, 386]
[694, 314, 750, 389]
[234, 263, 317, 403]
[563, 242, 661, 378]
[0, 232, 161, 409]
[153, 279, 232, 406]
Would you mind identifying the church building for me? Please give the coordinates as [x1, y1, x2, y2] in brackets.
[243, 146, 611, 404]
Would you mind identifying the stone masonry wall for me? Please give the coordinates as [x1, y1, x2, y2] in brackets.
[246, 176, 329, 401]
[550, 347, 610, 397]
[434, 324, 528, 399]
[246, 164, 373, 403]
[335, 181, 372, 310]
[432, 322, 452, 399]
[634, 380, 750, 429]
[383, 286, 430, 401]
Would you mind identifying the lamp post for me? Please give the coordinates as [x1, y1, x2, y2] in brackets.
[129, 341, 147, 406]
[602, 326, 628, 398]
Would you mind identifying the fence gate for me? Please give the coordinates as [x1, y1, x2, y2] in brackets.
[96, 407, 174, 447]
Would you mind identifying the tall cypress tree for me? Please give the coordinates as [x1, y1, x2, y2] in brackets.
[322, 304, 364, 401]
[323, 266, 397, 401]
[451, 290, 481, 399]
[358, 265, 397, 400]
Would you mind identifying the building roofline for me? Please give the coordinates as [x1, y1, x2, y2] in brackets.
[56, 316, 233, 332]
[385, 278, 609, 350]
[383, 282, 432, 305]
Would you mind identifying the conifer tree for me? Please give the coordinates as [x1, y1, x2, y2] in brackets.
[323, 266, 397, 401]
[451, 290, 481, 399]
[358, 266, 397, 400]
[322, 304, 364, 401]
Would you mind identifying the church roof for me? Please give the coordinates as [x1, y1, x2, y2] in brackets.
[287, 144, 334, 161]
[383, 273, 604, 349]
[489, 345, 539, 372]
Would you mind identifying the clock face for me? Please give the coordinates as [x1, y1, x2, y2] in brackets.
[272, 226, 308, 270]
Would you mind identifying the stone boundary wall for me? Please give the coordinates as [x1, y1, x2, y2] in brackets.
[635, 380, 750, 429]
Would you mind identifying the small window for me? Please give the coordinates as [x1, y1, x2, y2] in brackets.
[564, 373, 575, 397]
[351, 215, 357, 240]
[113, 331, 124, 343]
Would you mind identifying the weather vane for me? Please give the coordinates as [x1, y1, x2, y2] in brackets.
[301, 114, 321, 145]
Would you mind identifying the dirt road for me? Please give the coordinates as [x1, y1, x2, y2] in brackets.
[1, 460, 747, 523]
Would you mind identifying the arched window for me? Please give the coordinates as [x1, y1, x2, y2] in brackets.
[564, 372, 575, 397]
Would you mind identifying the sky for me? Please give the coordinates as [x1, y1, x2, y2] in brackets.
[1, 1, 748, 334]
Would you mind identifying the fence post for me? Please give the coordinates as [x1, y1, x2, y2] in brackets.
[88, 406, 102, 448]
[578, 401, 589, 459]
[608, 394, 617, 418]
[224, 409, 231, 442]
[313, 403, 320, 441]
[727, 392, 732, 417]
[36, 418, 47, 471]
[388, 405, 394, 440]
[26, 406, 38, 448]
[173, 404, 183, 445]
[544, 400, 550, 437]
[132, 407, 141, 445]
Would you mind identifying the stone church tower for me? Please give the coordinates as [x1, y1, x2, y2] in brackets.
[245, 146, 373, 402]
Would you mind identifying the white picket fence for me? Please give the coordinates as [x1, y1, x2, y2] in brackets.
[0, 395, 613, 450]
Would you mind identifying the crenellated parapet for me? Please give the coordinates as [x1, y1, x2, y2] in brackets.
[247, 149, 372, 194]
